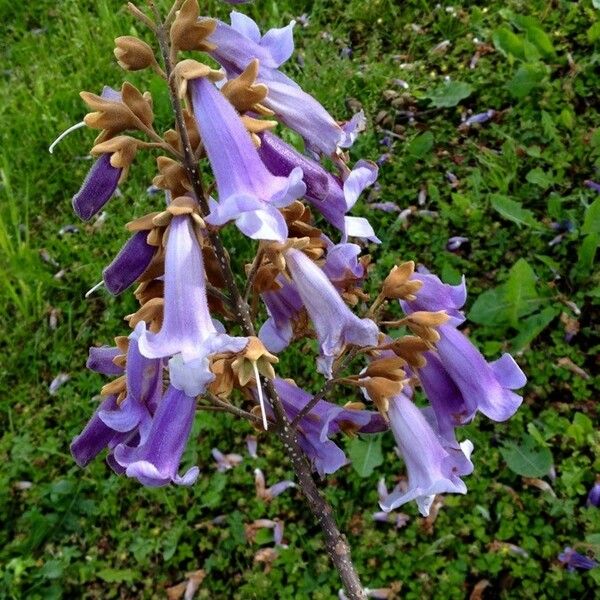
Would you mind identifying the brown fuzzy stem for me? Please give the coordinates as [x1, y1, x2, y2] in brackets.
[151, 6, 366, 598]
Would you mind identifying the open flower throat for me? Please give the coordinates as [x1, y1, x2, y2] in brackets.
[60, 0, 525, 517]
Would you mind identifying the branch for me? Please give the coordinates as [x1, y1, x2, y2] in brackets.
[204, 392, 264, 426]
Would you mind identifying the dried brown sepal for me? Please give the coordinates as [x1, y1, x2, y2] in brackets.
[153, 156, 191, 197]
[170, 0, 216, 53]
[152, 196, 200, 228]
[406, 322, 441, 344]
[362, 357, 406, 382]
[121, 82, 154, 128]
[360, 376, 406, 416]
[384, 335, 430, 369]
[241, 115, 278, 135]
[208, 357, 235, 398]
[126, 212, 161, 232]
[405, 310, 449, 327]
[134, 279, 164, 305]
[170, 59, 223, 99]
[114, 36, 157, 71]
[80, 90, 139, 135]
[101, 375, 126, 398]
[382, 261, 423, 300]
[252, 264, 282, 294]
[222, 59, 273, 116]
[125, 297, 164, 332]
[231, 337, 278, 386]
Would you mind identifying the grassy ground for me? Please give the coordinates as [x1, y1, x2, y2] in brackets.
[1, 0, 599, 598]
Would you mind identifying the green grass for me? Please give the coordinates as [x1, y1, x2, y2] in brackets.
[1, 0, 599, 598]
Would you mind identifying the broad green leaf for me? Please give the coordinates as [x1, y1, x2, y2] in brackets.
[468, 285, 510, 326]
[490, 194, 542, 228]
[511, 306, 559, 351]
[97, 568, 136, 583]
[526, 167, 554, 189]
[347, 434, 383, 478]
[505, 258, 541, 326]
[565, 412, 595, 446]
[512, 15, 556, 58]
[588, 21, 600, 43]
[582, 197, 600, 234]
[426, 81, 473, 108]
[506, 63, 546, 98]
[500, 434, 553, 477]
[492, 26, 525, 60]
[578, 233, 599, 271]
[406, 131, 434, 159]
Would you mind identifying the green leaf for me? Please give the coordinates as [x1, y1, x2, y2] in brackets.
[578, 233, 599, 271]
[565, 412, 594, 446]
[505, 258, 541, 326]
[506, 63, 546, 98]
[512, 16, 556, 58]
[490, 194, 542, 228]
[582, 197, 600, 234]
[526, 167, 554, 189]
[588, 21, 600, 43]
[468, 285, 510, 327]
[97, 568, 136, 583]
[511, 306, 559, 350]
[406, 131, 434, 159]
[500, 434, 553, 477]
[347, 435, 383, 478]
[426, 81, 473, 108]
[492, 26, 525, 60]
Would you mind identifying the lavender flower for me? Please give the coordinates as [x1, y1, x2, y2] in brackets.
[189, 76, 305, 242]
[285, 248, 379, 377]
[254, 467, 296, 500]
[381, 391, 473, 516]
[273, 378, 385, 476]
[137, 215, 247, 395]
[446, 236, 469, 252]
[72, 153, 121, 221]
[207, 12, 361, 154]
[113, 385, 199, 486]
[212, 448, 243, 472]
[587, 482, 600, 507]
[103, 230, 156, 295]
[558, 547, 599, 571]
[258, 131, 379, 242]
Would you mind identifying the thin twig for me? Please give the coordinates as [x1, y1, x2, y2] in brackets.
[243, 244, 265, 302]
[165, 0, 185, 26]
[126, 2, 157, 31]
[204, 392, 264, 426]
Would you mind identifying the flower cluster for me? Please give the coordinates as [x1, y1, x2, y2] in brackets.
[62, 0, 525, 521]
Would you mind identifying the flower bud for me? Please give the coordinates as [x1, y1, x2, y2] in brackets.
[170, 0, 216, 54]
[114, 36, 156, 71]
[382, 261, 423, 300]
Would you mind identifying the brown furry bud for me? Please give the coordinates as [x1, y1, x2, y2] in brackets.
[170, 0, 217, 53]
[114, 36, 156, 71]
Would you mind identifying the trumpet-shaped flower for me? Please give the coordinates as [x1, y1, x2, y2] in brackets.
[381, 391, 472, 516]
[258, 131, 379, 241]
[284, 248, 379, 377]
[137, 215, 247, 395]
[113, 385, 199, 487]
[207, 12, 361, 154]
[189, 76, 305, 242]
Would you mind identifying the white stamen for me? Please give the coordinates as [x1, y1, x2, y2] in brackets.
[85, 280, 104, 298]
[48, 121, 86, 154]
[252, 360, 268, 431]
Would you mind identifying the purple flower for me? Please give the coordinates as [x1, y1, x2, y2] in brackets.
[189, 77, 305, 242]
[103, 230, 156, 295]
[381, 391, 473, 516]
[212, 448, 243, 472]
[87, 345, 122, 376]
[587, 482, 600, 507]
[446, 236, 469, 252]
[462, 110, 495, 127]
[207, 12, 360, 154]
[285, 248, 379, 377]
[585, 180, 600, 193]
[137, 215, 247, 395]
[273, 378, 385, 476]
[258, 131, 379, 242]
[113, 385, 199, 486]
[401, 267, 467, 326]
[246, 435, 258, 459]
[558, 547, 598, 571]
[72, 153, 121, 221]
[254, 467, 296, 500]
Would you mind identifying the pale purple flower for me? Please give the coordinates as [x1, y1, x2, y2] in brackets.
[103, 230, 156, 295]
[272, 378, 386, 476]
[49, 373, 70, 395]
[137, 215, 247, 396]
[113, 385, 199, 487]
[254, 467, 296, 500]
[446, 236, 469, 251]
[462, 110, 495, 127]
[370, 201, 400, 213]
[207, 12, 360, 154]
[585, 179, 600, 193]
[246, 435, 258, 459]
[212, 448, 243, 472]
[587, 482, 600, 507]
[285, 248, 379, 377]
[189, 77, 305, 242]
[72, 153, 121, 221]
[86, 345, 122, 376]
[372, 511, 410, 529]
[257, 131, 379, 242]
[558, 547, 598, 571]
[381, 391, 473, 516]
